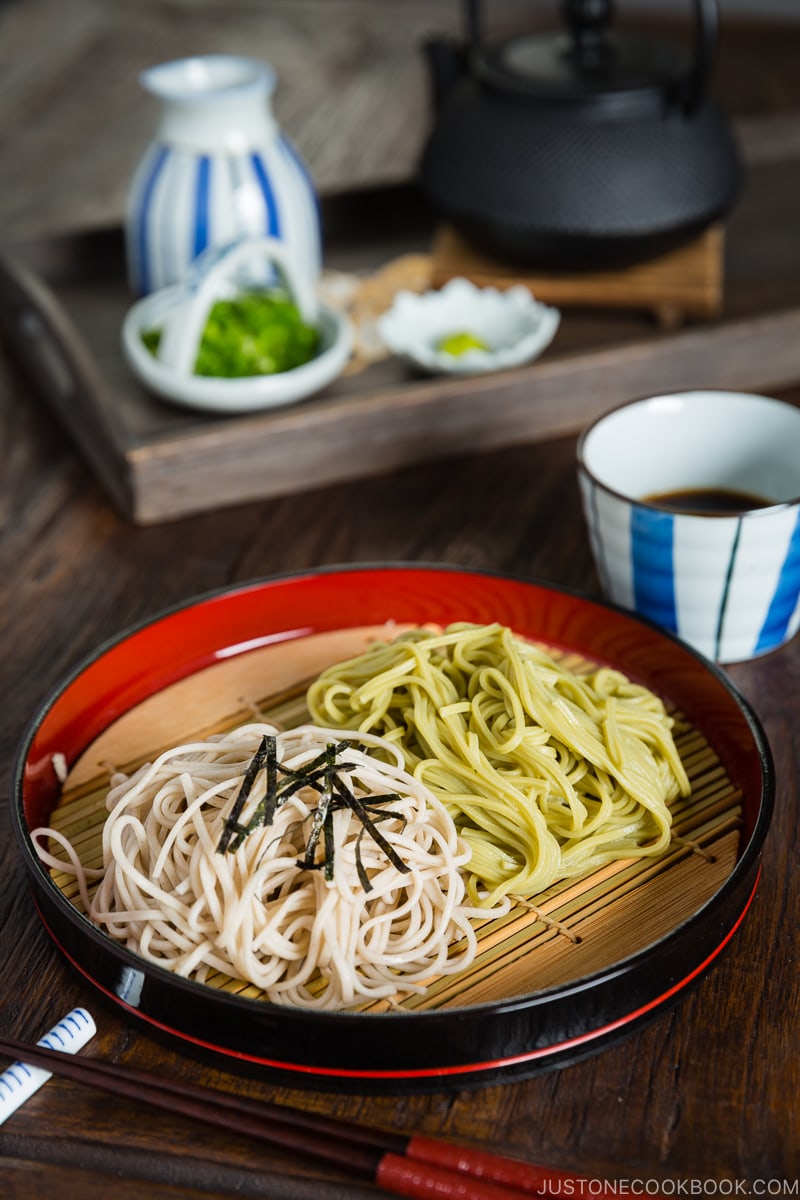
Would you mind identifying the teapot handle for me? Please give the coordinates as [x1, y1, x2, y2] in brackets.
[682, 0, 719, 113]
[463, 0, 483, 57]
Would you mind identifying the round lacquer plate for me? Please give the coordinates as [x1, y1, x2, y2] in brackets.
[12, 564, 773, 1093]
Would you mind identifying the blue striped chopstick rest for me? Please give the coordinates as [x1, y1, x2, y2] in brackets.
[0, 1008, 97, 1124]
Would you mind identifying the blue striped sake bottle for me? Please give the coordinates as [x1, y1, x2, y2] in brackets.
[125, 55, 321, 296]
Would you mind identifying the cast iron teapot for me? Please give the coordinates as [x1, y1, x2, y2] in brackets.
[418, 0, 742, 268]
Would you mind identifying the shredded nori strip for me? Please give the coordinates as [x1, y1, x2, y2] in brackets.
[216, 735, 271, 854]
[215, 737, 411, 890]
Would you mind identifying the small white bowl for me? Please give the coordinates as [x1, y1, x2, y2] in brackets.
[121, 237, 352, 414]
[376, 278, 560, 376]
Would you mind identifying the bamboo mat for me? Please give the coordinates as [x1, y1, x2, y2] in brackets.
[43, 631, 741, 1012]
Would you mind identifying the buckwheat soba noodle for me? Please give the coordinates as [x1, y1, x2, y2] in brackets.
[33, 724, 507, 1011]
[307, 622, 690, 906]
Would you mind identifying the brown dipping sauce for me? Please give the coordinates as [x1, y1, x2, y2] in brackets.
[644, 487, 774, 514]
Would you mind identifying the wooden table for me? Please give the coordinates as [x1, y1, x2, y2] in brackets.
[1, 7, 799, 1198]
[2, 372, 799, 1195]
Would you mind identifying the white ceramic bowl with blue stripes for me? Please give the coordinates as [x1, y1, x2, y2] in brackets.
[126, 55, 321, 297]
[577, 390, 800, 663]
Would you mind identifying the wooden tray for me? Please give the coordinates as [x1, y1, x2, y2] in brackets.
[3, 143, 800, 525]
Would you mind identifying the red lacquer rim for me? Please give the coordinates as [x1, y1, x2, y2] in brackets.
[33, 870, 760, 1080]
[20, 564, 768, 836]
[13, 564, 774, 1083]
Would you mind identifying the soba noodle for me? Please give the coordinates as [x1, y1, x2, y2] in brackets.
[33, 723, 508, 1011]
[306, 623, 690, 905]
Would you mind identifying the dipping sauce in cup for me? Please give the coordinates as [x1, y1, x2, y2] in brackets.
[577, 390, 800, 663]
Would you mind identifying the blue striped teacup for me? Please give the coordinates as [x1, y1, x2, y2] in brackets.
[577, 390, 800, 663]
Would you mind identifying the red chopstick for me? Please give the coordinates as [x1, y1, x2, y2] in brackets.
[0, 1033, 586, 1199]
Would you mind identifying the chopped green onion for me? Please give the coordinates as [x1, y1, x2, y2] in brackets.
[142, 289, 320, 378]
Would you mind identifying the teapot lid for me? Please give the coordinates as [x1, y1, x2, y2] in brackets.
[473, 0, 707, 116]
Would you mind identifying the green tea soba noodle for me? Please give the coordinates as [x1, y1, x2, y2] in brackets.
[307, 623, 690, 905]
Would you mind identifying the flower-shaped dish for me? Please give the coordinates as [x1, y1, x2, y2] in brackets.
[377, 278, 560, 376]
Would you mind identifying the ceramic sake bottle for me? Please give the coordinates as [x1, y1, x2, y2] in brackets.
[125, 55, 321, 296]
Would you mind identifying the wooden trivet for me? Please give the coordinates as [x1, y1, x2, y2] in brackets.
[431, 223, 726, 328]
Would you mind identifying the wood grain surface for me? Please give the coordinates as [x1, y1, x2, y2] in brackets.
[1, 0, 800, 243]
[1, 3, 799, 1196]
[2, 331, 799, 1193]
[6, 141, 800, 527]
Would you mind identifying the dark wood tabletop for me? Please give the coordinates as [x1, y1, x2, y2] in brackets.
[2, 366, 799, 1196]
[1, 5, 800, 1198]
